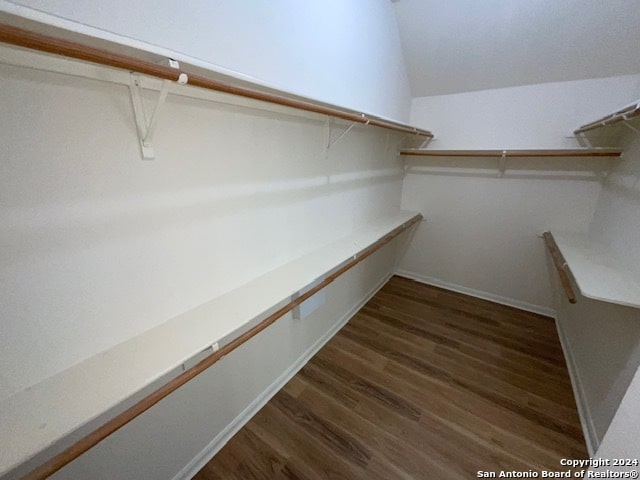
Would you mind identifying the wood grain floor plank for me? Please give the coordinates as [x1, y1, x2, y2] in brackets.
[194, 428, 303, 480]
[308, 355, 422, 421]
[385, 359, 586, 459]
[364, 299, 571, 381]
[377, 280, 562, 343]
[339, 322, 582, 441]
[311, 345, 539, 472]
[252, 403, 382, 480]
[196, 276, 587, 478]
[318, 335, 585, 465]
[351, 310, 576, 407]
[390, 277, 559, 335]
[371, 290, 565, 364]
[245, 422, 326, 480]
[286, 376, 467, 480]
[360, 304, 570, 388]
[299, 361, 504, 478]
[346, 314, 582, 426]
[270, 390, 371, 468]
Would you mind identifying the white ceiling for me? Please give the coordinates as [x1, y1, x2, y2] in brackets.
[393, 0, 640, 97]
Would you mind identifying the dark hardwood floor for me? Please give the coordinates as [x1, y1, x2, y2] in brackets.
[194, 275, 587, 479]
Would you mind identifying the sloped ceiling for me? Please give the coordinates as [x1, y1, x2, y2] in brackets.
[393, 0, 640, 97]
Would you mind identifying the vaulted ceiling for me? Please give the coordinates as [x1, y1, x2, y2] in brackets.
[392, 0, 640, 97]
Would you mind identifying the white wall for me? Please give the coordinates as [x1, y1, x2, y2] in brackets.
[0, 0, 412, 121]
[42, 242, 403, 480]
[0, 38, 411, 475]
[399, 172, 600, 314]
[410, 74, 640, 149]
[399, 74, 640, 454]
[590, 135, 640, 278]
[0, 2, 414, 474]
[397, 75, 640, 314]
[555, 291, 640, 451]
[592, 362, 640, 467]
[556, 133, 640, 452]
[0, 52, 409, 403]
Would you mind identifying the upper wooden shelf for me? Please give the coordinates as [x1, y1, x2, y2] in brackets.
[400, 148, 623, 158]
[575, 100, 640, 135]
[0, 24, 432, 139]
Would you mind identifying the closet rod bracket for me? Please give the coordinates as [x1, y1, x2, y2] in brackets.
[128, 60, 188, 159]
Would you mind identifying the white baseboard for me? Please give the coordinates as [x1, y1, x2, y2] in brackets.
[395, 270, 556, 318]
[554, 317, 599, 456]
[172, 272, 393, 480]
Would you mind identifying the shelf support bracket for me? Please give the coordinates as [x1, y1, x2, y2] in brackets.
[327, 117, 357, 150]
[622, 118, 640, 136]
[575, 132, 593, 148]
[498, 150, 507, 177]
[128, 60, 188, 159]
[419, 137, 433, 149]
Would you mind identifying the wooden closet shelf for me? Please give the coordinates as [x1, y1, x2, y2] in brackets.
[0, 211, 422, 480]
[0, 24, 432, 139]
[547, 231, 640, 309]
[575, 100, 640, 135]
[400, 149, 622, 158]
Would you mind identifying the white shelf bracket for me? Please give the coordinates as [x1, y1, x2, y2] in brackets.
[498, 150, 507, 177]
[622, 118, 640, 135]
[327, 116, 357, 150]
[327, 114, 362, 151]
[418, 137, 433, 149]
[128, 60, 188, 159]
[575, 132, 593, 148]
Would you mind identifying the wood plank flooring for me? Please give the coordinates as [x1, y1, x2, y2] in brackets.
[194, 276, 587, 479]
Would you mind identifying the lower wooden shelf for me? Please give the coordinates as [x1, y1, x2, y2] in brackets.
[0, 210, 422, 479]
[550, 231, 640, 309]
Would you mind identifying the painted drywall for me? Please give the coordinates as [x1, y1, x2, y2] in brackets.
[589, 134, 640, 278]
[393, 0, 640, 97]
[399, 172, 600, 314]
[398, 74, 640, 454]
[555, 291, 640, 451]
[410, 74, 640, 150]
[591, 363, 640, 466]
[0, 40, 412, 477]
[0, 0, 412, 121]
[398, 75, 640, 313]
[555, 133, 640, 452]
[35, 242, 404, 480]
[0, 50, 407, 404]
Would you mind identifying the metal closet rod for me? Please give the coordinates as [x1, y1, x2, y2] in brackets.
[0, 24, 433, 138]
